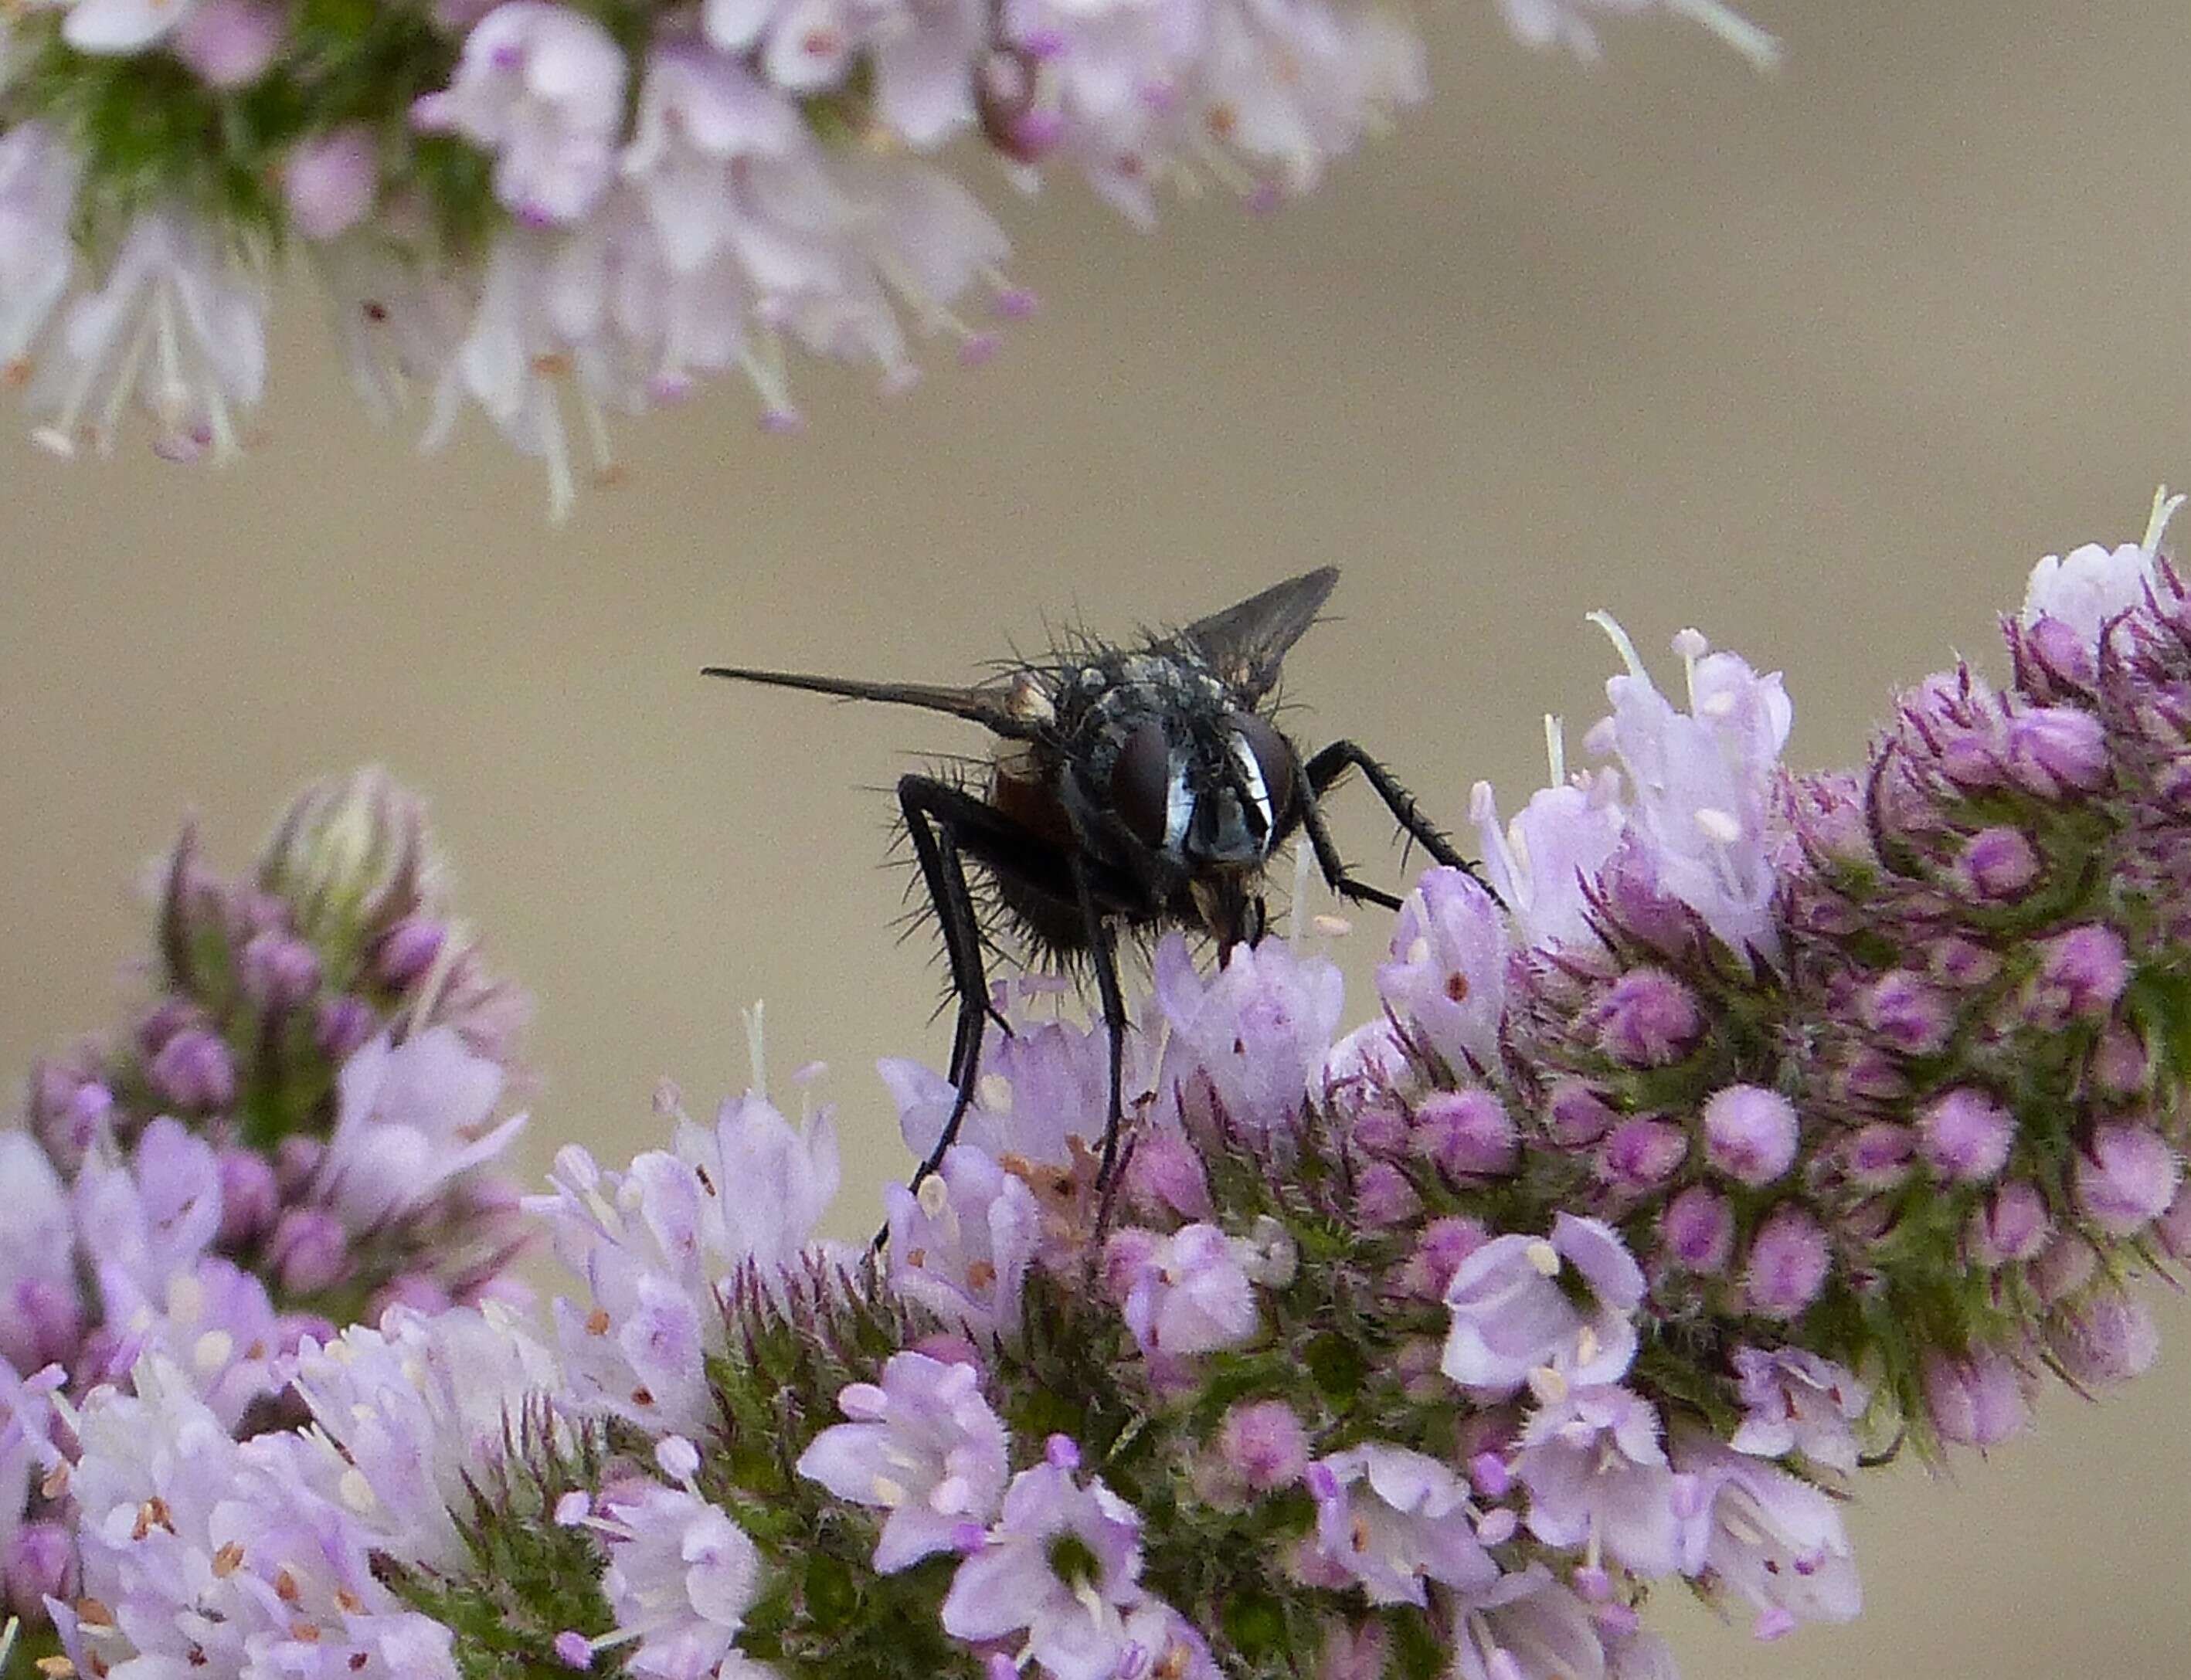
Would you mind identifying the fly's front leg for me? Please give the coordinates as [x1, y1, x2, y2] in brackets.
[1302, 739, 1500, 906]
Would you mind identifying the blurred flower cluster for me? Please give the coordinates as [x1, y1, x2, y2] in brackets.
[0, 769, 532, 1670]
[17, 504, 2191, 1680]
[0, 0, 1767, 514]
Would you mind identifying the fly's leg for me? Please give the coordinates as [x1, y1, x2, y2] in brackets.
[877, 776, 998, 1249]
[1299, 740, 1500, 907]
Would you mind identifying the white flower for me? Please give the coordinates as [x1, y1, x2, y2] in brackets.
[410, 2, 629, 225]
[312, 236, 472, 422]
[60, 0, 203, 53]
[26, 206, 267, 461]
[0, 123, 82, 374]
[2023, 487, 2185, 644]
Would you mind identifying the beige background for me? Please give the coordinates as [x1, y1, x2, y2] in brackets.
[4, 2, 2188, 1674]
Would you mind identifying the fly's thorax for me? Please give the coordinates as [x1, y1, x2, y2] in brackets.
[1048, 650, 1300, 871]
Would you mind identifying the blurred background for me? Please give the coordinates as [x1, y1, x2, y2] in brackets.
[4, 1, 2187, 1674]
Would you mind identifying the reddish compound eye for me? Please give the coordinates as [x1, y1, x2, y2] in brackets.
[1112, 720, 1174, 850]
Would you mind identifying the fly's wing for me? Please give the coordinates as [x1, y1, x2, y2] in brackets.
[702, 666, 1041, 736]
[1169, 566, 1340, 703]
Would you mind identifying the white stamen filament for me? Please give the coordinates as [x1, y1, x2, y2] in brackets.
[577, 380, 617, 480]
[1665, 0, 1782, 69]
[1524, 1238, 1561, 1276]
[1673, 626, 1709, 709]
[2143, 484, 2185, 561]
[1544, 714, 1566, 786]
[528, 374, 576, 523]
[1192, 137, 1257, 196]
[745, 1001, 766, 1101]
[1586, 611, 1650, 683]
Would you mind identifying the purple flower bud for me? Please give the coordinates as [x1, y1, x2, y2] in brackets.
[216, 1146, 280, 1244]
[2023, 925, 2131, 1028]
[2074, 1122, 2182, 1235]
[1591, 969, 1703, 1067]
[1702, 1085, 1799, 1186]
[1922, 1349, 2028, 1447]
[1743, 1206, 1831, 1319]
[1319, 1620, 1389, 1680]
[137, 997, 198, 1057]
[1843, 1122, 1917, 1189]
[1217, 1400, 1309, 1492]
[1918, 1088, 2014, 1183]
[149, 1027, 236, 1111]
[1547, 1081, 1619, 1147]
[1452, 1453, 1506, 1504]
[269, 1206, 350, 1295]
[242, 929, 323, 1010]
[1957, 826, 2040, 901]
[1928, 936, 2002, 989]
[1119, 1127, 1212, 1220]
[375, 915, 447, 987]
[1833, 1047, 1910, 1105]
[552, 1631, 593, 1670]
[2091, 1024, 2151, 1095]
[47, 1078, 114, 1158]
[1598, 1118, 1690, 1188]
[8, 1278, 83, 1371]
[173, 0, 285, 87]
[1348, 1102, 1409, 1157]
[1967, 1182, 2051, 1267]
[1412, 1089, 1519, 1179]
[274, 1133, 325, 1195]
[2030, 1234, 2098, 1305]
[1398, 1217, 1487, 1299]
[1860, 971, 1954, 1057]
[315, 994, 377, 1060]
[2048, 1292, 2160, 1388]
[3, 1519, 74, 1617]
[2004, 705, 2109, 797]
[1045, 1434, 1080, 1470]
[1354, 1162, 1422, 1227]
[1660, 1184, 1735, 1274]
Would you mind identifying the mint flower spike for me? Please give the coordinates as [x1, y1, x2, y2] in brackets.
[0, 769, 532, 1670]
[35, 506, 2191, 1680]
[0, 2, 1762, 515]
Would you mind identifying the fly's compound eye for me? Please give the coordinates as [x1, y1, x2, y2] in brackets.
[1230, 714, 1296, 843]
[1112, 719, 1180, 851]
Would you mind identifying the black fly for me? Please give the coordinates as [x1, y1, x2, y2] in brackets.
[705, 567, 1478, 1199]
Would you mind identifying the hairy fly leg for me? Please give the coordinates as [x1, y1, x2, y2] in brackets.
[1299, 739, 1498, 908]
[1069, 854, 1132, 1196]
[892, 776, 1007, 1205]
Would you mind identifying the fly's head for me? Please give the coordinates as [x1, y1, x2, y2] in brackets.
[1050, 647, 1303, 945]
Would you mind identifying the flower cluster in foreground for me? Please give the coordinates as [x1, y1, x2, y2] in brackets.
[13, 504, 2191, 1680]
[0, 0, 1768, 513]
[0, 769, 532, 1668]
